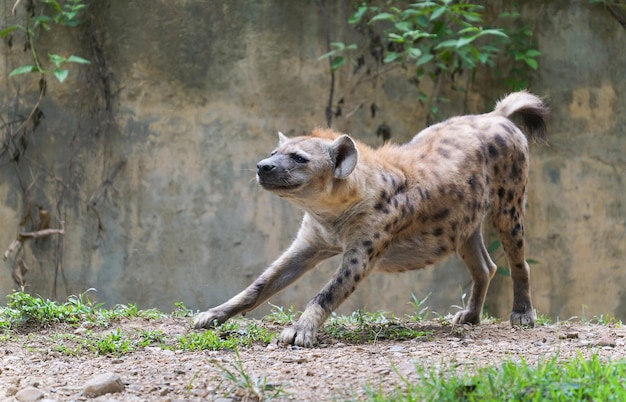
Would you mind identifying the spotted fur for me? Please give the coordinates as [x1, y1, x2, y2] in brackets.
[193, 91, 548, 347]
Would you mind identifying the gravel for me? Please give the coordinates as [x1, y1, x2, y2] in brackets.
[1, 317, 625, 401]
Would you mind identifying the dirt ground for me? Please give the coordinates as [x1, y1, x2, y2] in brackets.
[1, 317, 625, 401]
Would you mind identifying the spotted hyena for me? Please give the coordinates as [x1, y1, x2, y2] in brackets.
[193, 91, 548, 347]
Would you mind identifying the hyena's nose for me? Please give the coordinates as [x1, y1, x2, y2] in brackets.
[257, 160, 276, 174]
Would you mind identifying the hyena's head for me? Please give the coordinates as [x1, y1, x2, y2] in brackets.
[256, 131, 358, 202]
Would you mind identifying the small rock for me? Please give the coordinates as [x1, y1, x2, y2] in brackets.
[596, 336, 616, 347]
[282, 356, 307, 363]
[389, 345, 405, 353]
[5, 386, 19, 397]
[83, 372, 124, 398]
[560, 332, 578, 339]
[14, 386, 44, 402]
[159, 387, 169, 396]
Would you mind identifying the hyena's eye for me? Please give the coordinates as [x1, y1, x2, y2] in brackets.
[291, 154, 308, 164]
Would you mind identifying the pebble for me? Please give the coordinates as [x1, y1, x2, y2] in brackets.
[83, 372, 125, 397]
[14, 386, 44, 401]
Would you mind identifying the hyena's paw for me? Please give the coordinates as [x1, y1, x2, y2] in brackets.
[510, 310, 536, 328]
[279, 321, 317, 347]
[192, 309, 229, 329]
[452, 309, 481, 326]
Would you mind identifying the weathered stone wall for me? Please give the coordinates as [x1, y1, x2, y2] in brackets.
[0, 0, 624, 322]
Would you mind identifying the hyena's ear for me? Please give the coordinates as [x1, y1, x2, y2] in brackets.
[278, 131, 289, 146]
[330, 135, 358, 179]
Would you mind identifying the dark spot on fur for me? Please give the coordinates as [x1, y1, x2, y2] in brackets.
[498, 187, 505, 198]
[494, 165, 500, 175]
[516, 239, 523, 249]
[510, 163, 520, 180]
[433, 227, 444, 236]
[343, 269, 351, 278]
[511, 223, 521, 237]
[515, 263, 524, 269]
[367, 247, 374, 255]
[437, 147, 451, 158]
[510, 206, 517, 219]
[507, 190, 515, 202]
[432, 209, 450, 221]
[501, 122, 515, 135]
[374, 232, 380, 239]
[363, 240, 373, 248]
[382, 207, 390, 214]
[488, 144, 498, 157]
[468, 175, 476, 188]
[350, 258, 358, 265]
[425, 260, 434, 265]
[374, 202, 383, 211]
[435, 246, 447, 256]
[337, 276, 343, 284]
[517, 197, 522, 206]
[384, 223, 392, 232]
[464, 215, 471, 224]
[494, 134, 507, 151]
[354, 273, 361, 282]
[381, 173, 388, 183]
[450, 221, 458, 231]
[395, 183, 407, 195]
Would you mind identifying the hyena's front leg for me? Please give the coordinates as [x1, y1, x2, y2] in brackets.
[280, 246, 372, 347]
[193, 242, 337, 329]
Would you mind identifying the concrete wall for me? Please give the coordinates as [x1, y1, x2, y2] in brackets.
[0, 0, 624, 322]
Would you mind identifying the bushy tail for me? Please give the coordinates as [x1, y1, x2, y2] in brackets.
[492, 90, 549, 142]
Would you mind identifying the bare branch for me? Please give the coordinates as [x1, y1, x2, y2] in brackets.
[3, 222, 65, 261]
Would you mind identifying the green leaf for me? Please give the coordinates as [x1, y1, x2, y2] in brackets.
[49, 54, 67, 67]
[477, 28, 509, 39]
[383, 52, 399, 64]
[388, 33, 405, 43]
[524, 58, 538, 70]
[526, 259, 540, 265]
[53, 68, 69, 83]
[68, 55, 91, 64]
[415, 53, 434, 66]
[9, 65, 37, 77]
[456, 36, 476, 48]
[41, 0, 62, 13]
[434, 39, 458, 49]
[330, 56, 345, 72]
[0, 25, 22, 38]
[407, 47, 422, 59]
[369, 12, 395, 23]
[349, 6, 368, 24]
[31, 15, 53, 26]
[430, 6, 446, 21]
[525, 49, 542, 57]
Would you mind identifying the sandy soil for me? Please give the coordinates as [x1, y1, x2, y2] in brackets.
[1, 317, 624, 401]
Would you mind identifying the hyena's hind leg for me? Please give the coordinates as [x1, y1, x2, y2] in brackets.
[492, 186, 536, 327]
[453, 222, 498, 325]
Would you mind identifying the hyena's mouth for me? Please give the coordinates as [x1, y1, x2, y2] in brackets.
[257, 177, 303, 191]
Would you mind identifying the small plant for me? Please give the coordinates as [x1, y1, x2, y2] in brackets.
[172, 301, 194, 317]
[408, 292, 431, 322]
[213, 349, 286, 401]
[365, 353, 626, 401]
[324, 309, 431, 343]
[320, 0, 541, 127]
[88, 328, 134, 356]
[1, 0, 90, 83]
[263, 303, 299, 325]
[178, 320, 273, 351]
